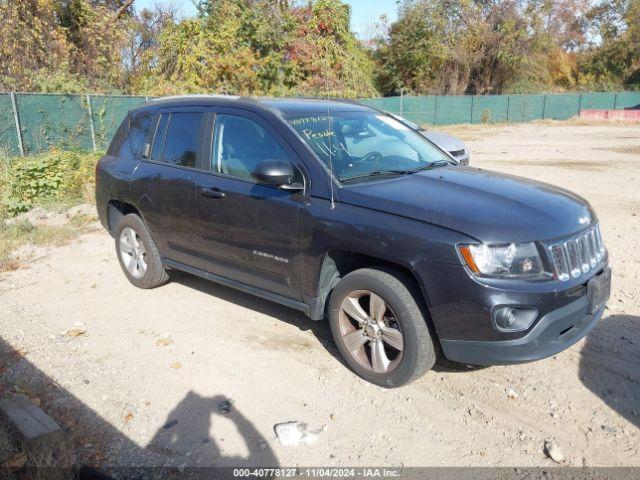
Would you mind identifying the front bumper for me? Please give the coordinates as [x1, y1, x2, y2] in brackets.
[440, 296, 604, 365]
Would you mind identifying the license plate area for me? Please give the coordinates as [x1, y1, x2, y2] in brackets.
[587, 267, 611, 314]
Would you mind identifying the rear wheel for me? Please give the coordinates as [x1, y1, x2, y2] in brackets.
[115, 214, 169, 289]
[328, 267, 436, 388]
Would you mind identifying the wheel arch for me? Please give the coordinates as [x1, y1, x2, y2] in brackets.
[106, 200, 143, 236]
[309, 250, 437, 331]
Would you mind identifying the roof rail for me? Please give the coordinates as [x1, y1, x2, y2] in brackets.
[150, 94, 241, 102]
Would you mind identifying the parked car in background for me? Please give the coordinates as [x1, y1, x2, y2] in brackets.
[388, 112, 470, 165]
[96, 95, 610, 388]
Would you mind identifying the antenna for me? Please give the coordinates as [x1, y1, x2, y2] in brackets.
[327, 102, 335, 210]
[326, 61, 336, 210]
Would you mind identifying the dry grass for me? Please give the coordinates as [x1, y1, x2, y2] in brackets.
[0, 419, 76, 480]
[0, 213, 98, 272]
[434, 123, 503, 141]
[0, 420, 18, 465]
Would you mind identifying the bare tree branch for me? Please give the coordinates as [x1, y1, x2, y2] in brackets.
[116, 0, 135, 19]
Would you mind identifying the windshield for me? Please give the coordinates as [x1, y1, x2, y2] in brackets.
[286, 111, 451, 181]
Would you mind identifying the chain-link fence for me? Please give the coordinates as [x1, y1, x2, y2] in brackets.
[1, 91, 639, 157]
[0, 93, 149, 157]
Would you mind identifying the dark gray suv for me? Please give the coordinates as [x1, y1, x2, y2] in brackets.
[96, 95, 611, 388]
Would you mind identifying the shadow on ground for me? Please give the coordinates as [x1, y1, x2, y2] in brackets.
[170, 271, 342, 359]
[578, 313, 640, 430]
[146, 392, 277, 466]
[0, 337, 278, 476]
[171, 271, 482, 374]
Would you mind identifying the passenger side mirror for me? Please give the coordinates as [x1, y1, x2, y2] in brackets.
[252, 159, 303, 191]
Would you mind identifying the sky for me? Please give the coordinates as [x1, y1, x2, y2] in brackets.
[133, 0, 398, 38]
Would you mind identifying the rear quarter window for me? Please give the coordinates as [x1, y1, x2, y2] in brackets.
[113, 113, 154, 160]
[107, 116, 129, 156]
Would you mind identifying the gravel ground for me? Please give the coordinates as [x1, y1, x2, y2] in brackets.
[0, 121, 639, 470]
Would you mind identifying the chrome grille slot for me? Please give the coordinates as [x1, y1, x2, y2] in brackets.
[577, 234, 590, 274]
[548, 225, 606, 281]
[550, 245, 570, 281]
[587, 230, 597, 268]
[565, 240, 581, 278]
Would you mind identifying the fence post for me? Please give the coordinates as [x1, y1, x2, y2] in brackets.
[506, 95, 511, 123]
[577, 93, 583, 116]
[613, 93, 618, 109]
[542, 94, 547, 119]
[470, 95, 475, 123]
[399, 88, 404, 115]
[433, 95, 438, 125]
[86, 95, 97, 152]
[10, 92, 24, 156]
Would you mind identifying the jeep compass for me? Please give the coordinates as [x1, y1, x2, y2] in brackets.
[96, 96, 611, 388]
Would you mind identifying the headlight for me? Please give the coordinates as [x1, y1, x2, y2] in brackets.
[458, 242, 545, 278]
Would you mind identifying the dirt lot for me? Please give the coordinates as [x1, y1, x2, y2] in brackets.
[1, 121, 639, 470]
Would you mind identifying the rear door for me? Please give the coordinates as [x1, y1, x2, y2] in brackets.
[195, 108, 306, 299]
[130, 107, 210, 266]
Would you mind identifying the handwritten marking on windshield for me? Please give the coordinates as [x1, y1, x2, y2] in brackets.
[302, 128, 336, 140]
[288, 115, 332, 126]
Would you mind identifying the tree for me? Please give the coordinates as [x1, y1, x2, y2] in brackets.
[59, 0, 129, 91]
[0, 0, 74, 91]
[374, 0, 552, 95]
[133, 0, 378, 97]
[0, 0, 131, 92]
[577, 0, 640, 89]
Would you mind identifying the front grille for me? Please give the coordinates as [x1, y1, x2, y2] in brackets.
[449, 148, 466, 157]
[548, 224, 606, 281]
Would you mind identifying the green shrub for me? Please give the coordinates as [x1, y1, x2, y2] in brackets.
[1, 150, 102, 216]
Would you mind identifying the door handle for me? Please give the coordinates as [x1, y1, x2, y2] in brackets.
[200, 187, 226, 199]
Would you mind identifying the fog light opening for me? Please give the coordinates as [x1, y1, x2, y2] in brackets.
[492, 306, 538, 332]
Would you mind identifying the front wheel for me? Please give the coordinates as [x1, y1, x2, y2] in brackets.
[328, 267, 436, 388]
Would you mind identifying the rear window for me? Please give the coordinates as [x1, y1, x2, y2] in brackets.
[163, 112, 203, 168]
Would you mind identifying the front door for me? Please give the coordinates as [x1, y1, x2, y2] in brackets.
[196, 110, 305, 300]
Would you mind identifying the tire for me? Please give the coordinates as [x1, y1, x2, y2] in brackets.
[328, 267, 436, 388]
[114, 213, 169, 289]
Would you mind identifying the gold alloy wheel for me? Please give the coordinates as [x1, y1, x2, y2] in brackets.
[338, 290, 404, 373]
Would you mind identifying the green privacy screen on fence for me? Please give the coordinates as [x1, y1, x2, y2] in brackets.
[362, 91, 640, 125]
[1, 91, 639, 156]
[0, 93, 149, 157]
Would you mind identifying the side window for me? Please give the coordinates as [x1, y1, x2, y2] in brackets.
[213, 114, 294, 181]
[150, 113, 169, 162]
[121, 114, 153, 159]
[163, 112, 203, 168]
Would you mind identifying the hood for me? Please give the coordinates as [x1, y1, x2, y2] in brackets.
[421, 130, 465, 153]
[339, 166, 595, 243]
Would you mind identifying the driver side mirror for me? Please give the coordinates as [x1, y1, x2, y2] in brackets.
[251, 159, 303, 191]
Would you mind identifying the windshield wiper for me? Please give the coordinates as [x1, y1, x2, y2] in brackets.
[342, 160, 453, 183]
[341, 169, 416, 182]
[408, 160, 452, 172]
